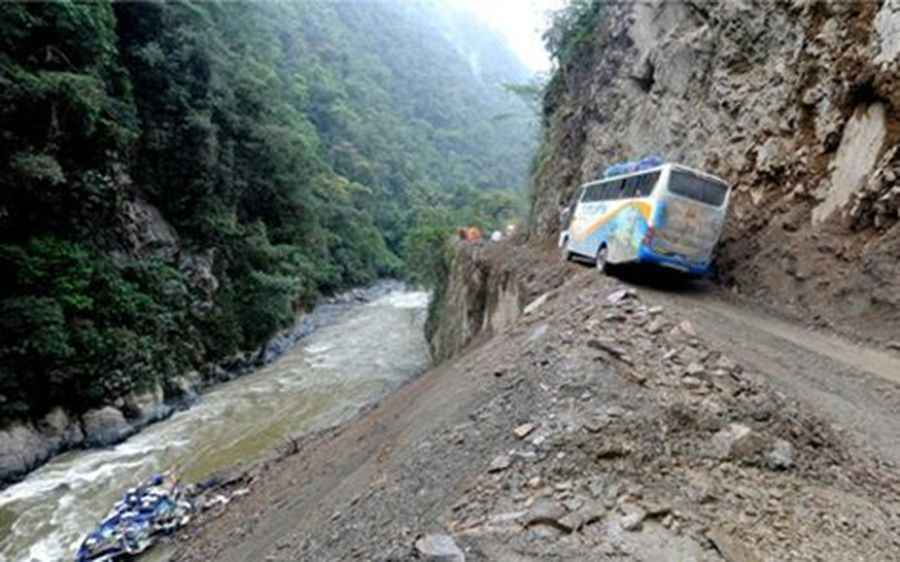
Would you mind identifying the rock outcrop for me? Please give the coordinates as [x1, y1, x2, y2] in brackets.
[530, 0, 900, 341]
[427, 241, 575, 364]
[0, 408, 84, 483]
[82, 407, 133, 447]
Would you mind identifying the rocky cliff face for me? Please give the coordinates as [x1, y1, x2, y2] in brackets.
[427, 242, 572, 363]
[530, 0, 900, 341]
[428, 244, 523, 363]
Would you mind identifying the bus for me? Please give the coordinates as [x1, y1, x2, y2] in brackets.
[559, 163, 731, 277]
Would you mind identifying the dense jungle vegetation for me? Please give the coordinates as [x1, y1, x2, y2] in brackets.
[0, 0, 534, 422]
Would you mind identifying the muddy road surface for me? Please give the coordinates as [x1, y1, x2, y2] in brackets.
[170, 247, 900, 561]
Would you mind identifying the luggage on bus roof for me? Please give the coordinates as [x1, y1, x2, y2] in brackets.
[600, 155, 664, 179]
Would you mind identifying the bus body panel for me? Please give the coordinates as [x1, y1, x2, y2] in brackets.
[561, 164, 730, 276]
[567, 199, 653, 263]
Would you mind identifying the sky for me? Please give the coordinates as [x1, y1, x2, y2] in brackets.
[448, 0, 567, 72]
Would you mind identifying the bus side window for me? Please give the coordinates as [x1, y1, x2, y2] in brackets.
[598, 183, 610, 201]
[622, 177, 638, 198]
[604, 182, 616, 200]
[636, 172, 660, 197]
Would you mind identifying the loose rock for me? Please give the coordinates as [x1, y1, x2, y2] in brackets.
[620, 508, 646, 532]
[488, 454, 512, 473]
[767, 439, 795, 470]
[607, 288, 637, 305]
[81, 407, 133, 447]
[513, 423, 536, 439]
[414, 534, 465, 562]
[711, 424, 767, 461]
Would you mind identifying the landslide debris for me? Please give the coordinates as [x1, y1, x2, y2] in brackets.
[414, 280, 899, 561]
[176, 248, 900, 562]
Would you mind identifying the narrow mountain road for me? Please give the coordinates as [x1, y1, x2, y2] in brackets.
[171, 249, 900, 561]
[629, 275, 900, 467]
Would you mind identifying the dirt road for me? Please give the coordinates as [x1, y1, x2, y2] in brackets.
[632, 277, 900, 468]
[172, 249, 900, 562]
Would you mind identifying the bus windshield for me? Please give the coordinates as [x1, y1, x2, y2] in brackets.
[668, 171, 728, 206]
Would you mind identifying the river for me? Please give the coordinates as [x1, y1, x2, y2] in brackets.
[0, 288, 430, 562]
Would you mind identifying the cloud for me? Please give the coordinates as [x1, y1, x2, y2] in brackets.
[447, 0, 567, 72]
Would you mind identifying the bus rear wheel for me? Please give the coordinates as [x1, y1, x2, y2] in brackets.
[595, 245, 609, 274]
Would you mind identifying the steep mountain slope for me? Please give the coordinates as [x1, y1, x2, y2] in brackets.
[529, 0, 900, 342]
[0, 0, 534, 482]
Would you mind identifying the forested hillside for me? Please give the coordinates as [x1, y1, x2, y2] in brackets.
[0, 0, 534, 428]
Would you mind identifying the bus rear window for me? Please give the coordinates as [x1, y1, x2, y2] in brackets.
[668, 171, 728, 206]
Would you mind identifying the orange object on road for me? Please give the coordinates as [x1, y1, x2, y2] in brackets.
[457, 227, 482, 242]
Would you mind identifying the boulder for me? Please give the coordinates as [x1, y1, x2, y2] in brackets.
[123, 384, 170, 424]
[169, 371, 202, 401]
[0, 423, 47, 482]
[82, 407, 133, 447]
[38, 407, 84, 450]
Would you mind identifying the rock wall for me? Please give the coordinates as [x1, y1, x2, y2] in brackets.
[427, 241, 572, 363]
[530, 0, 900, 341]
[428, 243, 524, 363]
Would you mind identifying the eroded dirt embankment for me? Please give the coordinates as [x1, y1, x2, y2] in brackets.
[530, 0, 900, 345]
[170, 242, 900, 562]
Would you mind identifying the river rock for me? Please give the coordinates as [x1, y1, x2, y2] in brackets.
[0, 408, 87, 483]
[414, 534, 465, 562]
[123, 384, 171, 424]
[82, 407, 133, 447]
[0, 423, 47, 482]
[39, 407, 84, 450]
[168, 371, 202, 401]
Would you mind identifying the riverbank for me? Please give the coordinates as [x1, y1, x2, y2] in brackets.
[0, 280, 407, 489]
[1, 284, 430, 561]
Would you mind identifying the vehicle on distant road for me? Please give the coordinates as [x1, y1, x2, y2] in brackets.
[559, 163, 731, 276]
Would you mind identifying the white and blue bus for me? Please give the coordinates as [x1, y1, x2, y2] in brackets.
[559, 163, 731, 276]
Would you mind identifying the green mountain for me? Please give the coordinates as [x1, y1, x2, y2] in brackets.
[0, 0, 535, 422]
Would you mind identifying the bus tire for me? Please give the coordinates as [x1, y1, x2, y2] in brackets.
[595, 245, 609, 274]
[561, 247, 572, 262]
